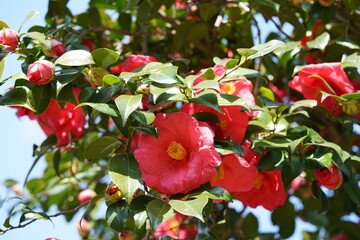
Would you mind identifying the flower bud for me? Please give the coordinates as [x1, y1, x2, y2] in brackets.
[77, 218, 91, 238]
[81, 39, 96, 52]
[118, 230, 136, 240]
[0, 28, 18, 51]
[105, 182, 124, 202]
[42, 38, 65, 58]
[27, 60, 55, 85]
[318, 0, 333, 7]
[88, 67, 108, 86]
[315, 164, 343, 190]
[78, 189, 96, 203]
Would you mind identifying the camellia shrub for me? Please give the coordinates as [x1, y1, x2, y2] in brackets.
[1, 0, 360, 239]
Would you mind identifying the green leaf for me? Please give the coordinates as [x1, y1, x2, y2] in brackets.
[193, 80, 220, 91]
[217, 94, 249, 109]
[243, 213, 259, 239]
[236, 48, 259, 58]
[26, 32, 51, 49]
[197, 68, 216, 80]
[252, 138, 291, 149]
[169, 196, 208, 222]
[106, 200, 128, 232]
[289, 100, 317, 113]
[109, 154, 142, 203]
[255, 0, 280, 12]
[146, 199, 175, 231]
[132, 110, 155, 125]
[131, 126, 158, 138]
[248, 40, 285, 60]
[20, 211, 51, 224]
[342, 182, 360, 206]
[77, 102, 119, 117]
[31, 83, 51, 114]
[55, 50, 95, 66]
[311, 181, 330, 213]
[342, 52, 360, 69]
[91, 48, 120, 68]
[306, 32, 330, 51]
[85, 136, 122, 162]
[19, 10, 40, 32]
[189, 93, 223, 113]
[334, 38, 360, 50]
[148, 66, 178, 84]
[0, 20, 9, 29]
[0, 87, 34, 111]
[0, 57, 5, 81]
[115, 94, 143, 125]
[52, 149, 61, 177]
[199, 3, 218, 21]
[103, 74, 122, 86]
[271, 201, 295, 239]
[225, 67, 260, 78]
[189, 186, 232, 201]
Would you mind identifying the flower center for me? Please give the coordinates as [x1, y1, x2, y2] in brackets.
[212, 164, 225, 181]
[219, 120, 228, 129]
[221, 82, 236, 95]
[169, 219, 180, 234]
[253, 173, 265, 190]
[167, 141, 187, 160]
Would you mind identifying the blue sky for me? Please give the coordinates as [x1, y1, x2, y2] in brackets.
[0, 1, 316, 239]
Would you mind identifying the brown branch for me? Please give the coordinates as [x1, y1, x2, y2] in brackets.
[79, 26, 142, 38]
[0, 201, 90, 235]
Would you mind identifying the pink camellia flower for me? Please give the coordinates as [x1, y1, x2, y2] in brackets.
[181, 103, 250, 143]
[123, 54, 157, 72]
[27, 60, 55, 85]
[154, 212, 197, 239]
[211, 153, 258, 193]
[234, 170, 288, 211]
[36, 88, 86, 145]
[118, 230, 136, 240]
[0, 27, 18, 51]
[77, 218, 91, 238]
[77, 189, 96, 203]
[315, 164, 343, 190]
[43, 38, 65, 58]
[134, 112, 221, 195]
[81, 39, 96, 52]
[288, 62, 355, 113]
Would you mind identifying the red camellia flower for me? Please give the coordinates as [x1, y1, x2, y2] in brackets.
[81, 39, 96, 52]
[134, 112, 221, 194]
[315, 164, 343, 190]
[234, 170, 288, 211]
[111, 64, 125, 74]
[36, 89, 86, 145]
[211, 153, 258, 193]
[288, 62, 355, 113]
[0, 27, 18, 51]
[27, 60, 55, 85]
[123, 54, 157, 72]
[77, 189, 96, 203]
[181, 103, 250, 143]
[43, 38, 65, 58]
[154, 212, 197, 239]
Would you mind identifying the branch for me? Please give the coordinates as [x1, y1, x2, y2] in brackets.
[0, 201, 90, 235]
[79, 26, 142, 38]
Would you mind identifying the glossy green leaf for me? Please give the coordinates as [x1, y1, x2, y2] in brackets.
[115, 94, 142, 125]
[0, 58, 5, 81]
[243, 213, 259, 239]
[189, 186, 232, 201]
[197, 68, 216, 80]
[169, 196, 208, 222]
[19, 10, 40, 32]
[306, 32, 330, 51]
[311, 181, 330, 213]
[289, 100, 317, 113]
[271, 201, 295, 239]
[103, 74, 122, 86]
[334, 39, 360, 50]
[342, 52, 360, 69]
[189, 93, 222, 113]
[109, 154, 142, 203]
[85, 136, 122, 162]
[148, 66, 178, 84]
[132, 111, 155, 125]
[193, 80, 220, 91]
[0, 20, 9, 29]
[255, 0, 280, 12]
[55, 50, 95, 66]
[91, 48, 120, 68]
[248, 40, 285, 60]
[146, 199, 174, 231]
[252, 138, 291, 149]
[236, 48, 259, 58]
[131, 126, 158, 138]
[31, 83, 51, 114]
[20, 211, 51, 224]
[26, 32, 51, 49]
[77, 102, 119, 117]
[199, 3, 218, 21]
[225, 67, 260, 78]
[106, 200, 128, 232]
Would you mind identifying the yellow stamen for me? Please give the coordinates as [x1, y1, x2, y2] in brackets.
[253, 173, 264, 190]
[221, 82, 236, 95]
[212, 164, 225, 181]
[169, 219, 180, 233]
[167, 141, 187, 160]
[219, 120, 228, 129]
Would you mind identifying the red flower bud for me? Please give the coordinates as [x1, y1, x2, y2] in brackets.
[43, 38, 65, 58]
[319, 0, 333, 7]
[27, 60, 55, 85]
[118, 230, 136, 240]
[315, 164, 343, 190]
[77, 219, 91, 238]
[105, 182, 124, 202]
[77, 189, 96, 203]
[81, 39, 96, 52]
[0, 28, 18, 51]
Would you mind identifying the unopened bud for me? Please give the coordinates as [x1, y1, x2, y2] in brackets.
[315, 164, 343, 190]
[318, 0, 333, 7]
[105, 182, 124, 202]
[88, 67, 108, 86]
[42, 38, 65, 58]
[0, 28, 18, 52]
[118, 230, 136, 240]
[78, 189, 96, 203]
[27, 60, 55, 85]
[77, 218, 91, 238]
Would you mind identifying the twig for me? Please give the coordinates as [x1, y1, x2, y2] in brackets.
[0, 201, 90, 235]
[140, 23, 149, 54]
[79, 26, 142, 38]
[263, 14, 292, 40]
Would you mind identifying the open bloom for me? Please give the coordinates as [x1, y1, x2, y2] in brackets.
[288, 62, 355, 113]
[0, 27, 18, 51]
[123, 54, 157, 72]
[27, 60, 55, 85]
[211, 153, 258, 193]
[134, 112, 221, 194]
[315, 164, 343, 190]
[181, 103, 250, 143]
[234, 170, 287, 211]
[154, 212, 197, 239]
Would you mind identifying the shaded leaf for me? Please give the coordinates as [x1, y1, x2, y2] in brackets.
[85, 136, 122, 162]
[106, 200, 128, 232]
[146, 199, 175, 231]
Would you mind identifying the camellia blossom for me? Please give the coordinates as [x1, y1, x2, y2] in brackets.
[42, 38, 65, 58]
[234, 170, 288, 211]
[315, 164, 343, 190]
[123, 54, 157, 72]
[36, 89, 86, 145]
[154, 212, 197, 239]
[0, 27, 18, 51]
[27, 60, 55, 85]
[211, 153, 258, 193]
[181, 103, 250, 143]
[288, 62, 355, 113]
[134, 112, 221, 194]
